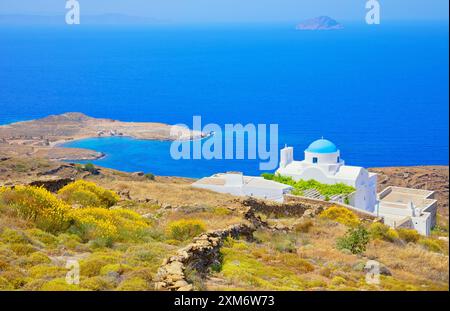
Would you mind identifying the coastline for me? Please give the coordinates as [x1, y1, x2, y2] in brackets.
[0, 112, 208, 162]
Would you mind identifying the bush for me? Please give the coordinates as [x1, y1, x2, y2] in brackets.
[80, 253, 120, 277]
[58, 180, 120, 208]
[166, 219, 206, 241]
[40, 278, 84, 291]
[69, 207, 149, 243]
[116, 277, 149, 291]
[144, 173, 155, 181]
[418, 238, 445, 253]
[83, 163, 99, 175]
[0, 186, 70, 233]
[369, 223, 399, 242]
[294, 220, 314, 233]
[25, 228, 58, 247]
[336, 226, 370, 255]
[397, 228, 420, 243]
[262, 174, 355, 197]
[320, 206, 360, 227]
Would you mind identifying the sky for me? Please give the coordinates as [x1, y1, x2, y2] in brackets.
[0, 0, 448, 24]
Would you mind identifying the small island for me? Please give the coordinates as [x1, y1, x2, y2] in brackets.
[296, 16, 344, 30]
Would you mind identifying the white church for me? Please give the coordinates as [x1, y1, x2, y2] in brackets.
[277, 139, 378, 213]
[193, 138, 437, 236]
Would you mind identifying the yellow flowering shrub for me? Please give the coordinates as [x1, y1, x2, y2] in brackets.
[58, 180, 120, 208]
[397, 228, 420, 243]
[69, 207, 149, 243]
[319, 206, 360, 227]
[166, 219, 207, 241]
[369, 222, 399, 242]
[0, 186, 70, 233]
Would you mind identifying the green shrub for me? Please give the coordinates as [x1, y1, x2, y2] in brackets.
[144, 173, 155, 181]
[320, 206, 360, 227]
[83, 163, 99, 175]
[336, 226, 370, 254]
[0, 228, 30, 244]
[166, 219, 206, 241]
[262, 174, 355, 197]
[80, 253, 120, 277]
[25, 228, 58, 247]
[40, 278, 84, 291]
[397, 228, 420, 243]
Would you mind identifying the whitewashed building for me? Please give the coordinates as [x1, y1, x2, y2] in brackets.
[192, 172, 292, 202]
[376, 186, 437, 236]
[276, 139, 378, 212]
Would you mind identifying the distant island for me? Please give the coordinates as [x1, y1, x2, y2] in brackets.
[296, 16, 344, 30]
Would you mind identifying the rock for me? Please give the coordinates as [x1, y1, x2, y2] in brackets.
[154, 282, 167, 290]
[165, 261, 184, 276]
[177, 284, 193, 291]
[174, 280, 189, 288]
[296, 16, 344, 31]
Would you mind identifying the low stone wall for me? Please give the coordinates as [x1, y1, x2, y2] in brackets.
[242, 197, 323, 217]
[28, 178, 74, 193]
[154, 223, 255, 291]
[284, 195, 378, 221]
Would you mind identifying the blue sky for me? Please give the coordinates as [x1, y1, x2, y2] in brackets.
[0, 0, 448, 23]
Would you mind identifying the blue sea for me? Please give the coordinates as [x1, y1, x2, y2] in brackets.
[0, 23, 448, 178]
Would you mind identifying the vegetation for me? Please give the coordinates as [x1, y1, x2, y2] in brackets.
[0, 165, 448, 292]
[166, 219, 206, 241]
[0, 186, 70, 233]
[319, 206, 360, 227]
[262, 173, 355, 197]
[144, 173, 155, 181]
[336, 226, 370, 254]
[58, 180, 120, 208]
[368, 223, 399, 242]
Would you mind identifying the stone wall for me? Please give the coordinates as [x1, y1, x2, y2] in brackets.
[28, 178, 74, 193]
[154, 223, 255, 291]
[284, 195, 378, 221]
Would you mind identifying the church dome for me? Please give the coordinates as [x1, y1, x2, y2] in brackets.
[306, 139, 338, 154]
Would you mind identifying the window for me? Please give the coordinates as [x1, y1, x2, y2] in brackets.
[337, 156, 340, 163]
[313, 157, 318, 164]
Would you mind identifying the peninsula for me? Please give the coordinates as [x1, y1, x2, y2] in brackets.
[0, 113, 204, 161]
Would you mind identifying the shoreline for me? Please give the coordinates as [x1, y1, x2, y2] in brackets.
[0, 112, 209, 162]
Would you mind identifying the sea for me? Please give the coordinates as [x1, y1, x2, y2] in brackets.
[0, 23, 448, 178]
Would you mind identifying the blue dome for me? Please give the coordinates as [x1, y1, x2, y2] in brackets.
[306, 139, 338, 153]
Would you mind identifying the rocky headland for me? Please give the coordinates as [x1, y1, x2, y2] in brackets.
[0, 113, 205, 161]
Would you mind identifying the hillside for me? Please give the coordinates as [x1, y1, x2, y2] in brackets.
[0, 158, 448, 291]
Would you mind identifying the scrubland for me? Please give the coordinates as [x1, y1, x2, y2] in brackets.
[0, 158, 448, 291]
